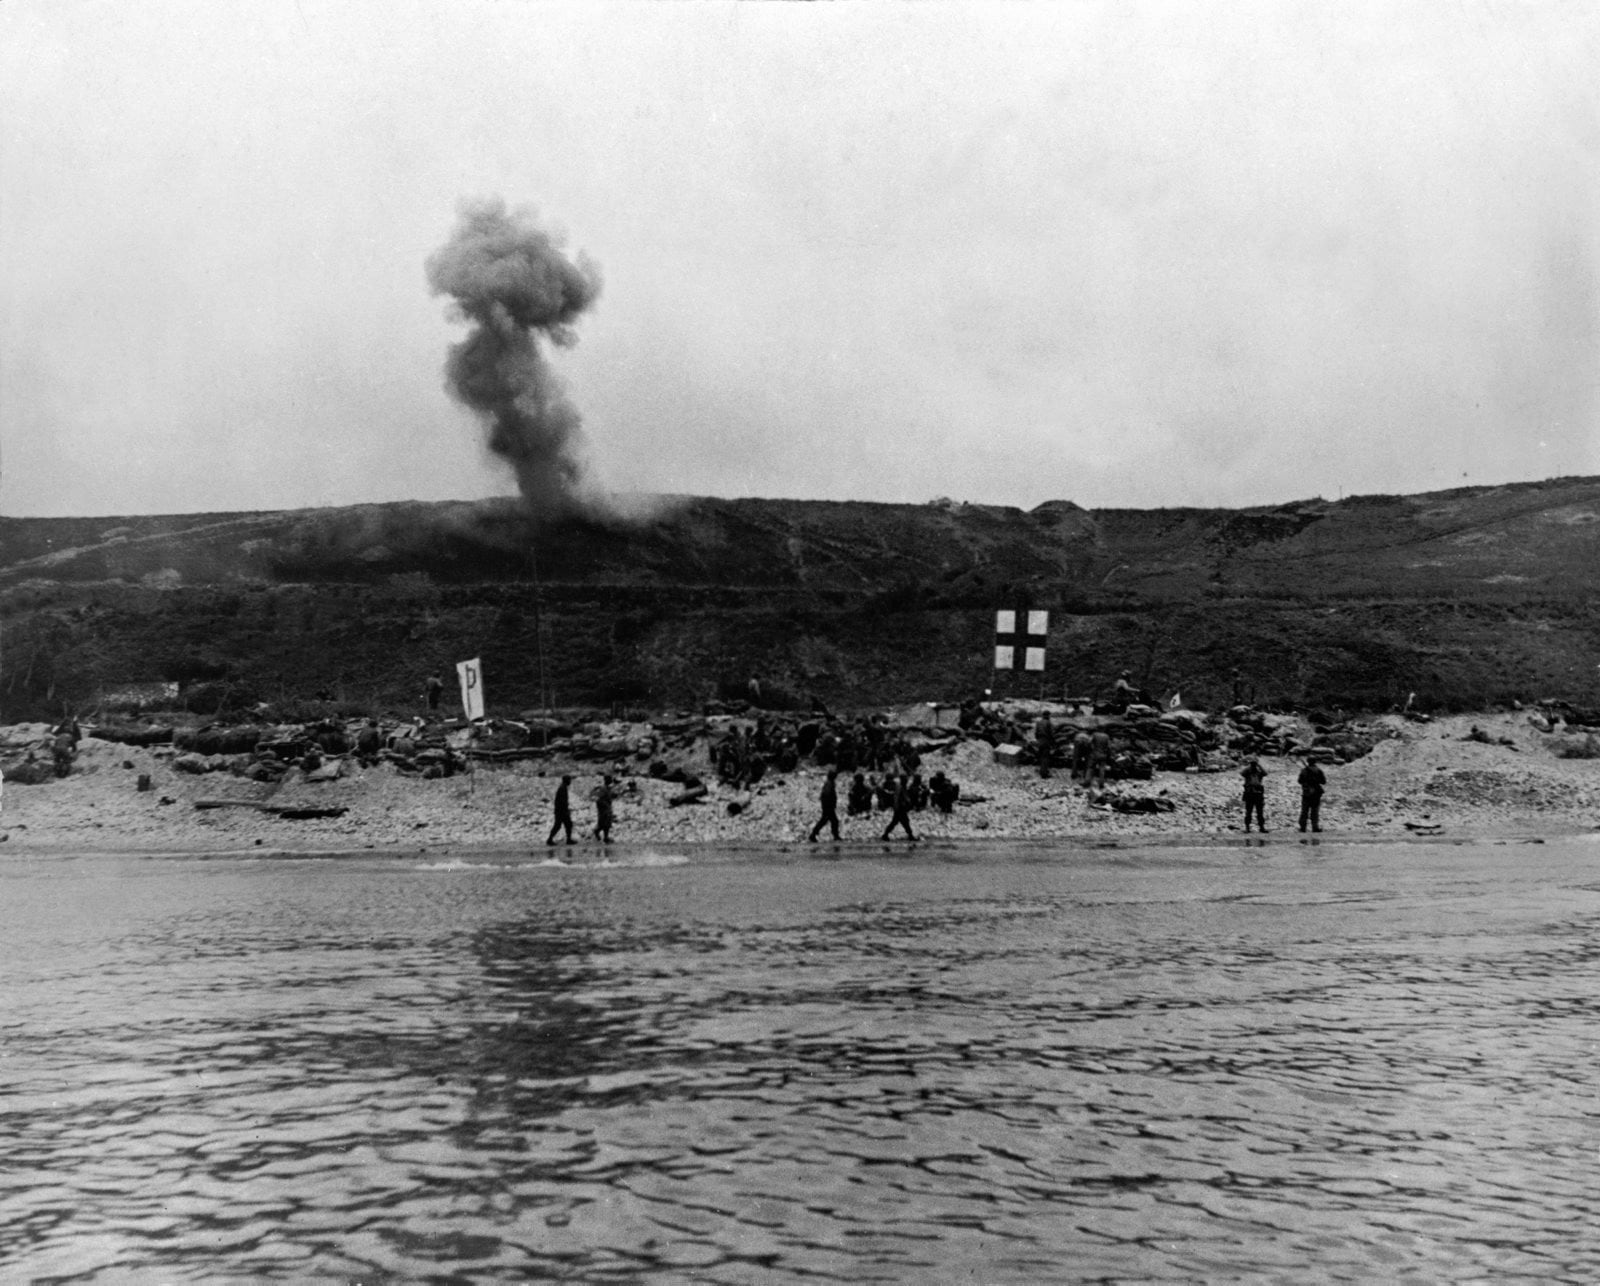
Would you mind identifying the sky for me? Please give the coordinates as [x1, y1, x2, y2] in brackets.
[2, 0, 1597, 518]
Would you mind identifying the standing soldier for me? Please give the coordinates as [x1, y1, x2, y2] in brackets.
[808, 769, 842, 842]
[880, 773, 918, 842]
[1113, 670, 1136, 711]
[51, 727, 75, 778]
[425, 672, 444, 712]
[546, 774, 575, 846]
[1297, 758, 1326, 833]
[1034, 711, 1056, 779]
[1241, 757, 1268, 833]
[592, 775, 616, 844]
[1089, 729, 1112, 789]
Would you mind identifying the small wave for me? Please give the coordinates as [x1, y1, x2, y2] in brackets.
[416, 859, 505, 870]
[594, 850, 690, 868]
[413, 850, 690, 871]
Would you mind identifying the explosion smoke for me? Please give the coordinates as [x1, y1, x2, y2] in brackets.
[426, 199, 602, 519]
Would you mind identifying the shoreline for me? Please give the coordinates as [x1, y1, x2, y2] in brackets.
[9, 828, 1580, 863]
[4, 707, 1597, 857]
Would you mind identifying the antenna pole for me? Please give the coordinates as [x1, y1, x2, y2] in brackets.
[529, 546, 550, 745]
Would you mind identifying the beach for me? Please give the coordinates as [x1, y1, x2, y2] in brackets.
[3, 709, 1595, 855]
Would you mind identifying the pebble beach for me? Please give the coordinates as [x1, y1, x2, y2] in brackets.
[3, 709, 1597, 855]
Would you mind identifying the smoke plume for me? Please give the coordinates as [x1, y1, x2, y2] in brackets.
[426, 198, 602, 519]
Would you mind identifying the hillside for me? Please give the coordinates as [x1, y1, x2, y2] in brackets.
[5, 478, 1600, 721]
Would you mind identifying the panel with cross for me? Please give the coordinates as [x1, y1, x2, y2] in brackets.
[994, 609, 1048, 671]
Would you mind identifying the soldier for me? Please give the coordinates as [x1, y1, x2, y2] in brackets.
[592, 775, 616, 843]
[1242, 757, 1268, 832]
[1071, 729, 1092, 783]
[355, 718, 382, 765]
[51, 728, 75, 778]
[1297, 758, 1326, 833]
[836, 728, 858, 774]
[880, 773, 918, 842]
[808, 769, 842, 842]
[56, 715, 82, 750]
[1113, 670, 1136, 711]
[546, 774, 575, 845]
[908, 771, 928, 810]
[1089, 729, 1112, 789]
[425, 672, 444, 712]
[1034, 711, 1056, 779]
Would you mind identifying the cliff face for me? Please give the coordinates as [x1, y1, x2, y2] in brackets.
[5, 478, 1600, 720]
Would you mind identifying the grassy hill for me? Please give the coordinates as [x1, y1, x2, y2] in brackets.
[5, 478, 1600, 721]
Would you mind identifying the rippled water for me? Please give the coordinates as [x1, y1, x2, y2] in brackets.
[5, 837, 1600, 1282]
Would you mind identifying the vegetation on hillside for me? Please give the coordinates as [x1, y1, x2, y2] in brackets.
[5, 478, 1600, 722]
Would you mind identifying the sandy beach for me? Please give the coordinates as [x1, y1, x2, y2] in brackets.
[3, 709, 1596, 856]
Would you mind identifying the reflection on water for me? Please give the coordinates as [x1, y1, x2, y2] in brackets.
[5, 841, 1600, 1282]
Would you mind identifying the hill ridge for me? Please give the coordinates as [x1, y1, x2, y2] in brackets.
[4, 476, 1600, 720]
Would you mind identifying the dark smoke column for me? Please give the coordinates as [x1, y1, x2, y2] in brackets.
[426, 198, 602, 519]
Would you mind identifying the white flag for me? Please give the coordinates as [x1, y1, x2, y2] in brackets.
[456, 657, 485, 721]
[1169, 692, 1181, 710]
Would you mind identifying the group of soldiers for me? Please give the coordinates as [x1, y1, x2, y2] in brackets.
[1241, 756, 1328, 833]
[532, 695, 1334, 845]
[807, 767, 961, 843]
[1029, 712, 1116, 786]
[543, 773, 617, 845]
[713, 721, 805, 787]
[714, 715, 930, 793]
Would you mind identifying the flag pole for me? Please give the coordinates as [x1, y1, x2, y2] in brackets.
[529, 545, 549, 747]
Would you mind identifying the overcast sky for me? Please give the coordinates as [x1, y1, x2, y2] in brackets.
[2, 0, 1596, 518]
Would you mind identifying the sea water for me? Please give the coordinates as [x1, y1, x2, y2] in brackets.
[4, 837, 1600, 1282]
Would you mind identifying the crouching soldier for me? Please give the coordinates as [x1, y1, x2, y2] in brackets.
[929, 771, 960, 815]
[1071, 730, 1092, 783]
[355, 719, 382, 766]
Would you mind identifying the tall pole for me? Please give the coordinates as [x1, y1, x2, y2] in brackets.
[529, 544, 550, 744]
